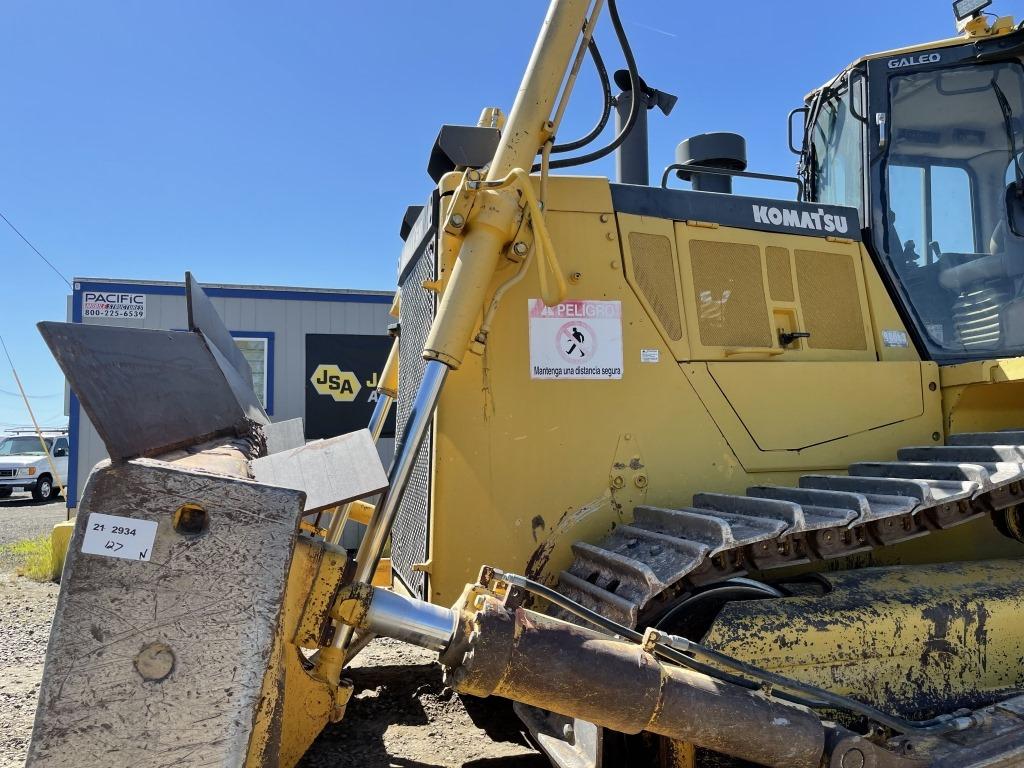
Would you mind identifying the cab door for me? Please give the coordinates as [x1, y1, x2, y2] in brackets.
[51, 437, 69, 486]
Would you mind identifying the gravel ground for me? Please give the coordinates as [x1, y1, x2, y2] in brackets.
[0, 493, 66, 767]
[302, 638, 546, 768]
[0, 575, 59, 768]
[0, 496, 545, 768]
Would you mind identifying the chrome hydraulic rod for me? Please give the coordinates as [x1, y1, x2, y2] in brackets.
[325, 359, 448, 664]
[361, 586, 457, 652]
[367, 394, 393, 441]
[323, 0, 594, 674]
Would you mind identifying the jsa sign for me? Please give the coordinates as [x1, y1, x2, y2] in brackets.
[310, 365, 362, 402]
[305, 334, 395, 439]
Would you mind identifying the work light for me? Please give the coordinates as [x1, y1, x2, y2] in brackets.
[953, 0, 992, 21]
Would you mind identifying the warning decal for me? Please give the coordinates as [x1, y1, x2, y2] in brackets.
[529, 299, 623, 380]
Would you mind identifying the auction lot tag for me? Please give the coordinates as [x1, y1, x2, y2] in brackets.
[82, 513, 158, 562]
[529, 299, 623, 380]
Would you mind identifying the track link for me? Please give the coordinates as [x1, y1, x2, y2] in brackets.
[557, 431, 1024, 627]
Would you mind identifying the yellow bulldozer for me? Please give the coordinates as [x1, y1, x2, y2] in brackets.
[23, 1, 1024, 766]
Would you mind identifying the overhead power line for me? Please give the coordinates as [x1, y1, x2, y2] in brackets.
[0, 209, 72, 289]
[0, 387, 61, 399]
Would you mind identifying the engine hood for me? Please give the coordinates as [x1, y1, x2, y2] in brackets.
[0, 455, 47, 468]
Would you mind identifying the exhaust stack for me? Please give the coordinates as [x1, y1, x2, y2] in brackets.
[613, 70, 677, 185]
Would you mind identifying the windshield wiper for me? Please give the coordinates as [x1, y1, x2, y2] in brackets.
[992, 77, 1024, 196]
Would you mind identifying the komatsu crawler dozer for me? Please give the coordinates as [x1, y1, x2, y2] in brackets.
[24, 1, 1024, 766]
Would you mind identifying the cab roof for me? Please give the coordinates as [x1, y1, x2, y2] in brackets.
[805, 14, 1019, 102]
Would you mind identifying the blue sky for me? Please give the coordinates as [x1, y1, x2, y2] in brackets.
[0, 0, 972, 429]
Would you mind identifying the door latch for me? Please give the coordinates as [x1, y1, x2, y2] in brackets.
[779, 330, 811, 347]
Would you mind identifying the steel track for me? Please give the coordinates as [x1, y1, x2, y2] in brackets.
[557, 431, 1024, 627]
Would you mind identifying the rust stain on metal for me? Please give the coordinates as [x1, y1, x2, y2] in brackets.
[331, 582, 374, 629]
[517, 607, 539, 632]
[525, 494, 608, 580]
[530, 515, 545, 543]
[294, 544, 347, 648]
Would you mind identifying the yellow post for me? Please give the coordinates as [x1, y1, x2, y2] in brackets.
[378, 335, 399, 398]
[424, 0, 592, 367]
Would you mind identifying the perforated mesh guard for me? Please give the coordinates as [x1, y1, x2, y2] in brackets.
[766, 246, 795, 303]
[629, 232, 683, 340]
[690, 240, 772, 348]
[392, 238, 436, 598]
[796, 249, 867, 350]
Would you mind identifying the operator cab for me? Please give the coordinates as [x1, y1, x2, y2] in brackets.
[801, 7, 1024, 361]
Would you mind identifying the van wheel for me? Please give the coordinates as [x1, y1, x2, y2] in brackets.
[32, 475, 54, 502]
[0, 488, 12, 498]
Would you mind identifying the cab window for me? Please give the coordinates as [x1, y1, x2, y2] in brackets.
[811, 78, 865, 214]
[879, 61, 1024, 357]
[887, 163, 976, 266]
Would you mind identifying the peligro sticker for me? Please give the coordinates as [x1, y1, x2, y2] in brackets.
[528, 299, 623, 380]
[81, 513, 158, 562]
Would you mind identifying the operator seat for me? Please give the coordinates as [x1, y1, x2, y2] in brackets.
[990, 218, 1024, 346]
[936, 206, 1024, 348]
[989, 219, 1024, 279]
[937, 218, 1024, 291]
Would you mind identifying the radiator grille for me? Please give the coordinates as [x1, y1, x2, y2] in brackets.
[0, 469, 15, 478]
[766, 246, 795, 303]
[392, 237, 437, 598]
[689, 240, 772, 348]
[795, 250, 867, 350]
[629, 232, 682, 340]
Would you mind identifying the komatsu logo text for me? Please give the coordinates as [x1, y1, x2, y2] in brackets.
[887, 52, 941, 69]
[751, 205, 849, 234]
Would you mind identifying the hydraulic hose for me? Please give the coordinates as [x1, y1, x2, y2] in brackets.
[533, 0, 640, 171]
[549, 38, 612, 154]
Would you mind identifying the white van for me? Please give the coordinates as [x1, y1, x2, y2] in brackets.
[0, 430, 68, 501]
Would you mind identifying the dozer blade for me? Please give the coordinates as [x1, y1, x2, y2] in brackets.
[185, 270, 257, 388]
[27, 274, 387, 768]
[38, 321, 258, 460]
[28, 458, 308, 768]
[251, 432, 388, 514]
